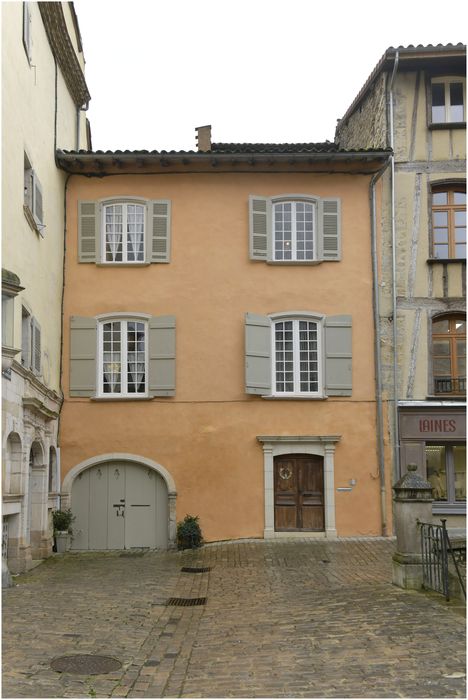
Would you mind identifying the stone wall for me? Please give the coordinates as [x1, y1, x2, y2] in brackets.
[335, 73, 387, 150]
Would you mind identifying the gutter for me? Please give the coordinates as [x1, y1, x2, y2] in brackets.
[388, 50, 400, 482]
[370, 156, 391, 536]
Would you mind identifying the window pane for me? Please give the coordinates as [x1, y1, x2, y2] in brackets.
[432, 192, 448, 205]
[453, 191, 466, 205]
[455, 244, 466, 258]
[454, 321, 466, 334]
[433, 319, 450, 333]
[434, 357, 451, 374]
[431, 83, 445, 123]
[434, 244, 449, 258]
[433, 340, 450, 356]
[455, 228, 466, 243]
[449, 83, 464, 122]
[454, 211, 466, 226]
[434, 230, 448, 243]
[425, 445, 447, 500]
[433, 211, 448, 227]
[453, 446, 466, 501]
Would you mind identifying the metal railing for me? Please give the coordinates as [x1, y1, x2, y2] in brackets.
[434, 376, 466, 395]
[420, 519, 466, 601]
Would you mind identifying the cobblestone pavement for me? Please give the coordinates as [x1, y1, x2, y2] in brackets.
[2, 538, 466, 698]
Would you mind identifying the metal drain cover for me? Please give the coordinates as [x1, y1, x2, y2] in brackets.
[51, 654, 122, 675]
[166, 597, 207, 606]
[181, 566, 211, 573]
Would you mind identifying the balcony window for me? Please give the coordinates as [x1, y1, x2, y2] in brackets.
[432, 315, 466, 396]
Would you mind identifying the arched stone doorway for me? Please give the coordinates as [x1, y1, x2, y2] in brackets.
[63, 454, 177, 550]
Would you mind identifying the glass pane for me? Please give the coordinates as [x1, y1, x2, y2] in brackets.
[433, 340, 450, 355]
[454, 321, 466, 334]
[457, 339, 466, 357]
[434, 230, 448, 243]
[453, 191, 466, 205]
[454, 211, 466, 226]
[425, 445, 447, 500]
[433, 358, 451, 374]
[432, 83, 445, 107]
[449, 83, 464, 122]
[432, 192, 448, 205]
[433, 318, 449, 333]
[455, 227, 466, 243]
[433, 211, 448, 227]
[453, 446, 466, 501]
[434, 244, 449, 258]
[455, 244, 466, 258]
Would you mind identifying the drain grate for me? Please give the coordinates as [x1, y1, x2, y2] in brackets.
[51, 654, 122, 675]
[166, 597, 207, 607]
[181, 566, 211, 573]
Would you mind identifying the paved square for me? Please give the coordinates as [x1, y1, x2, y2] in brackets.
[2, 539, 466, 698]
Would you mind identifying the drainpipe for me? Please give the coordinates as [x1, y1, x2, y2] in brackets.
[388, 51, 400, 481]
[370, 157, 391, 536]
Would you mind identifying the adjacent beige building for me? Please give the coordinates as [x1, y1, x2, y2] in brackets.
[336, 44, 466, 530]
[2, 2, 90, 575]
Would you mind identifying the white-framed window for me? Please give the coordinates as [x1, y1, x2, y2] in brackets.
[24, 152, 44, 234]
[102, 202, 145, 263]
[79, 198, 171, 265]
[23, 2, 32, 63]
[98, 318, 148, 396]
[430, 77, 465, 124]
[21, 306, 41, 374]
[273, 200, 316, 261]
[249, 194, 340, 264]
[272, 317, 322, 396]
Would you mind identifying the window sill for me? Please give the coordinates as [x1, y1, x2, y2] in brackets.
[95, 262, 151, 267]
[426, 394, 466, 401]
[432, 504, 466, 515]
[23, 205, 44, 237]
[427, 258, 465, 264]
[264, 260, 340, 266]
[90, 395, 154, 402]
[262, 394, 327, 400]
[428, 121, 466, 130]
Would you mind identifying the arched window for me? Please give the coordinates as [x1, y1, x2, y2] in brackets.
[432, 315, 466, 395]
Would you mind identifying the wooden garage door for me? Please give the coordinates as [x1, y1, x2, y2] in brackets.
[71, 462, 168, 550]
[274, 454, 324, 531]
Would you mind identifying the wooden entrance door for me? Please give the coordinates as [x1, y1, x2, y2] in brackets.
[274, 454, 324, 531]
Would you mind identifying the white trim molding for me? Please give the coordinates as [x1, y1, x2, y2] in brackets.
[257, 435, 341, 540]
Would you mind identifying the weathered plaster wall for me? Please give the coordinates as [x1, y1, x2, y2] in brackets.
[60, 171, 391, 540]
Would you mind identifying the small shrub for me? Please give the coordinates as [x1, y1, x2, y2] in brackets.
[52, 508, 75, 533]
[177, 515, 203, 550]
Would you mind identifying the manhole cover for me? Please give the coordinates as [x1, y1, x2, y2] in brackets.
[181, 566, 211, 573]
[51, 654, 122, 675]
[166, 597, 207, 606]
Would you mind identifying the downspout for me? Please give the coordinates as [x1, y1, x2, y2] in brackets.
[388, 51, 400, 481]
[370, 157, 391, 536]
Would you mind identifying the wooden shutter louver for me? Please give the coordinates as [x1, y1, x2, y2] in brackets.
[32, 172, 44, 232]
[245, 313, 271, 394]
[32, 319, 41, 374]
[150, 200, 171, 263]
[149, 316, 176, 396]
[249, 196, 269, 260]
[321, 198, 341, 261]
[78, 201, 98, 262]
[324, 315, 352, 396]
[70, 316, 97, 397]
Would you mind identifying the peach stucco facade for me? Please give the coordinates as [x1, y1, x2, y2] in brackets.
[60, 169, 392, 544]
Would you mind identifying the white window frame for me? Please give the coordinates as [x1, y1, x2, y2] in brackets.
[270, 313, 324, 397]
[271, 196, 318, 262]
[430, 77, 466, 124]
[101, 200, 147, 264]
[97, 316, 149, 398]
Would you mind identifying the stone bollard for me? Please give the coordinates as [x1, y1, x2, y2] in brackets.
[392, 463, 433, 590]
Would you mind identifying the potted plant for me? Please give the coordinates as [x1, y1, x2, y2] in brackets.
[177, 514, 203, 550]
[52, 509, 75, 553]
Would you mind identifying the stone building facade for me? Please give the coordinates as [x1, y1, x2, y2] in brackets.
[336, 44, 466, 530]
[1, 2, 90, 575]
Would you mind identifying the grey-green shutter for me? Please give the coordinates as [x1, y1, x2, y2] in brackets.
[70, 316, 96, 397]
[149, 316, 175, 396]
[148, 200, 171, 263]
[249, 196, 269, 260]
[245, 312, 271, 395]
[319, 198, 341, 261]
[32, 318, 41, 374]
[324, 315, 352, 396]
[78, 201, 99, 262]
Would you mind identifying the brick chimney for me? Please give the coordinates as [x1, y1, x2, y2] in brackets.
[195, 125, 212, 152]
